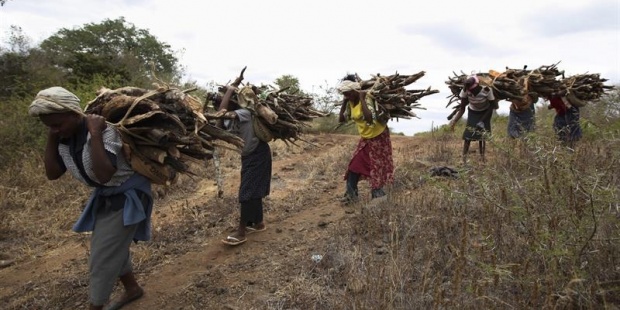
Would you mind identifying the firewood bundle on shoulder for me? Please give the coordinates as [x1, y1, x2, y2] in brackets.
[559, 73, 613, 107]
[446, 63, 563, 106]
[85, 85, 244, 185]
[357, 71, 438, 120]
[205, 67, 328, 145]
[445, 62, 613, 118]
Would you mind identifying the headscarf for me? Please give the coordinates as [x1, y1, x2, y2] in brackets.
[28, 87, 82, 117]
[465, 75, 480, 90]
[337, 80, 361, 93]
[237, 85, 259, 108]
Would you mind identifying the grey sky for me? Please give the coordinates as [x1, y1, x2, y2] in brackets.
[1, 0, 618, 135]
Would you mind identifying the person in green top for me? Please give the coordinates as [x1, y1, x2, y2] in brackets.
[337, 74, 394, 205]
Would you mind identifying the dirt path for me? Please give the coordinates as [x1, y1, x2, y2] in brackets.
[0, 133, 425, 309]
[125, 134, 416, 309]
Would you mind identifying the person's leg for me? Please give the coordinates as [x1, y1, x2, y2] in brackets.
[479, 140, 486, 162]
[226, 198, 262, 243]
[103, 271, 144, 310]
[89, 208, 139, 308]
[345, 171, 360, 201]
[371, 188, 386, 199]
[462, 140, 471, 164]
[246, 198, 265, 230]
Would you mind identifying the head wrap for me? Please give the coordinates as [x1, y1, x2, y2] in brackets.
[337, 80, 361, 93]
[465, 75, 480, 90]
[28, 87, 82, 117]
[237, 85, 259, 108]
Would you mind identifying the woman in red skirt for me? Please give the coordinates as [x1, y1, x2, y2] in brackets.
[337, 74, 394, 204]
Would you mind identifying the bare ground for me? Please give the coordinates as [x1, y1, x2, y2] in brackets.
[1, 133, 458, 309]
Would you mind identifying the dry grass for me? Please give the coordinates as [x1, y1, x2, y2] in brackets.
[1, 114, 619, 309]
[268, 131, 620, 309]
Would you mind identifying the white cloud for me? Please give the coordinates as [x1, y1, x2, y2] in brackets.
[1, 0, 618, 135]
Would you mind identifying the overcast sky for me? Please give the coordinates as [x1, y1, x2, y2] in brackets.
[1, 0, 618, 135]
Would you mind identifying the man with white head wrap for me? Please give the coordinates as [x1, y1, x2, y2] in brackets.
[28, 86, 84, 116]
[29, 86, 152, 310]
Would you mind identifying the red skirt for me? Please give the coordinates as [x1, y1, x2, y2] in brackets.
[345, 129, 394, 190]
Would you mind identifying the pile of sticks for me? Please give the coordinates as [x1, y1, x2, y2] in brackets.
[205, 67, 328, 144]
[445, 62, 613, 117]
[85, 85, 244, 185]
[561, 73, 612, 101]
[357, 71, 438, 119]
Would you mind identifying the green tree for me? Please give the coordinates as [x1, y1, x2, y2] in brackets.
[0, 26, 66, 100]
[274, 74, 306, 96]
[39, 17, 181, 88]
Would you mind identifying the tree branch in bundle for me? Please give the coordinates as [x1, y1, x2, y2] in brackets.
[204, 68, 329, 144]
[85, 85, 243, 185]
[355, 71, 438, 120]
[444, 62, 613, 120]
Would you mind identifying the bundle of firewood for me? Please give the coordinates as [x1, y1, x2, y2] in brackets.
[357, 71, 438, 119]
[446, 64, 563, 107]
[85, 85, 244, 185]
[561, 73, 613, 101]
[205, 67, 328, 144]
[445, 63, 612, 117]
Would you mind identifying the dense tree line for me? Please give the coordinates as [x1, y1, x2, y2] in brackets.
[0, 17, 181, 102]
[0, 17, 183, 166]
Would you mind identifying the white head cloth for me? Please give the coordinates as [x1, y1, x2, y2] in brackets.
[337, 80, 361, 93]
[29, 86, 82, 117]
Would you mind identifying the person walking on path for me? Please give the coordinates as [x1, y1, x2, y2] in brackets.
[29, 86, 153, 310]
[337, 74, 394, 205]
[216, 85, 271, 246]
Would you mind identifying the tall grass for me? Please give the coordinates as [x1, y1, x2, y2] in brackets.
[1, 88, 618, 309]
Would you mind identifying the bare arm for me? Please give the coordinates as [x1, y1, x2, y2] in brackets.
[338, 98, 347, 123]
[218, 86, 236, 113]
[358, 91, 374, 123]
[43, 130, 66, 180]
[86, 115, 117, 184]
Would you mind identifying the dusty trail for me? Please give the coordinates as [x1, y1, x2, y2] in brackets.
[0, 133, 423, 309]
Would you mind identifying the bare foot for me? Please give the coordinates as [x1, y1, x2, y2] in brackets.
[104, 287, 144, 310]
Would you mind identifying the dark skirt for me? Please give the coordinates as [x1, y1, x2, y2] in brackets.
[463, 108, 491, 141]
[507, 108, 534, 138]
[239, 140, 271, 202]
[554, 107, 582, 142]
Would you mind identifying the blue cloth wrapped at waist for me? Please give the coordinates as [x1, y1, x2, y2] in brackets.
[73, 173, 153, 241]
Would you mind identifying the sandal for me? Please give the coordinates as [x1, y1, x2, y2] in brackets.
[246, 225, 267, 234]
[221, 235, 247, 246]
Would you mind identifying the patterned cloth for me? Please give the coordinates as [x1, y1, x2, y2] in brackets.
[345, 128, 394, 190]
[459, 86, 495, 111]
[58, 122, 153, 241]
[58, 122, 134, 187]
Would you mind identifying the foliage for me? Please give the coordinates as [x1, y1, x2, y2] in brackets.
[274, 74, 306, 96]
[39, 17, 181, 88]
